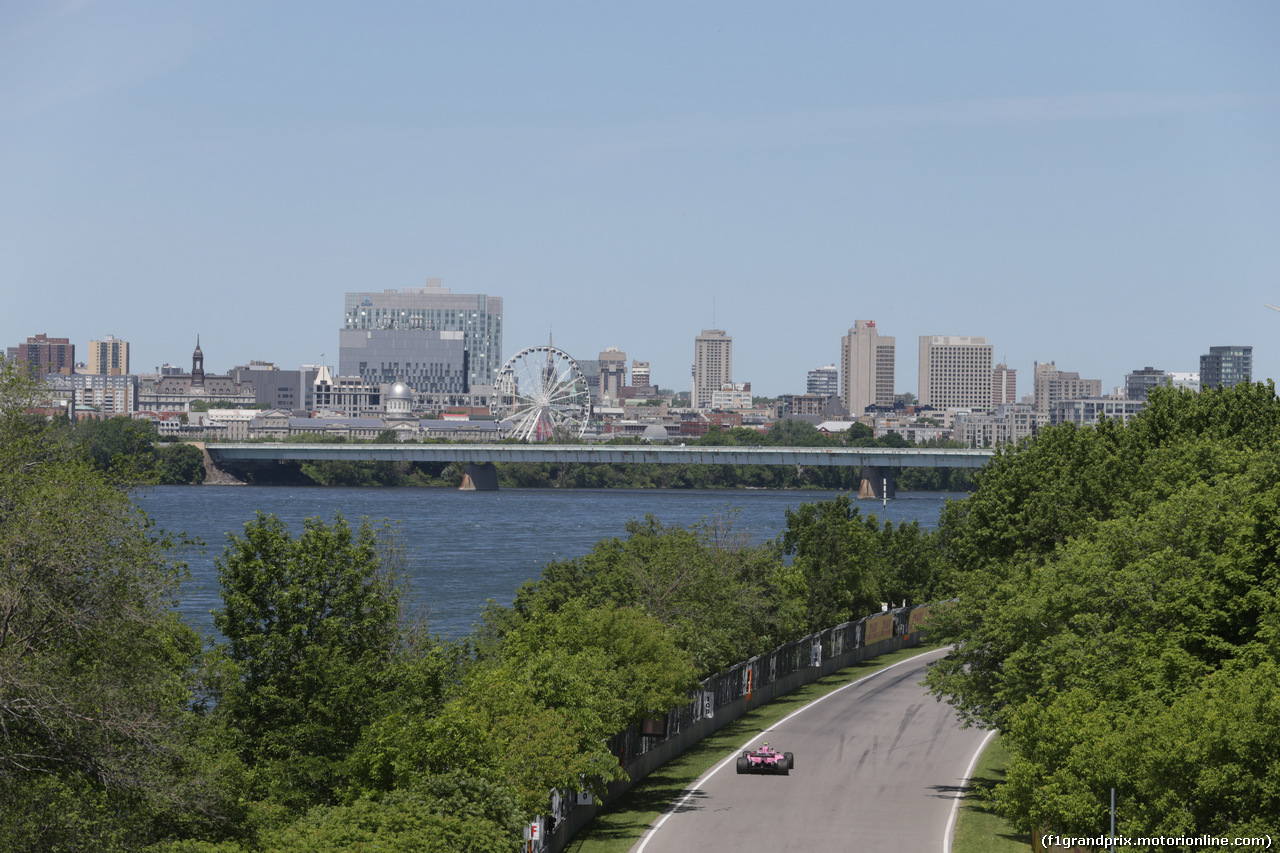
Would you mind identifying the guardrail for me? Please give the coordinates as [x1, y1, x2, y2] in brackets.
[540, 602, 936, 851]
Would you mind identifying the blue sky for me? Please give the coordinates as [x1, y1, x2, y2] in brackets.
[3, 1, 1278, 397]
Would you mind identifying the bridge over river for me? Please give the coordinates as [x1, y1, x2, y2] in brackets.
[205, 443, 994, 494]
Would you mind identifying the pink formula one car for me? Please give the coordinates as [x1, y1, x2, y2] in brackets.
[735, 743, 795, 775]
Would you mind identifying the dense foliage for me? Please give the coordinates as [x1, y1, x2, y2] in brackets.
[926, 382, 1280, 842]
[0, 359, 225, 852]
[489, 503, 947, 678]
[45, 415, 206, 484]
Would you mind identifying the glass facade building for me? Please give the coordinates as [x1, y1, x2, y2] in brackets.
[1199, 346, 1252, 390]
[343, 281, 502, 387]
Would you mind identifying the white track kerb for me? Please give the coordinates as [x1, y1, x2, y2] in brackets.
[945, 729, 998, 853]
[634, 650, 980, 853]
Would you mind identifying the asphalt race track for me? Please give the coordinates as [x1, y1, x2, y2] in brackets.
[632, 647, 993, 852]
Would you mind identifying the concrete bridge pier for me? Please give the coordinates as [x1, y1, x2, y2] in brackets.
[858, 466, 896, 500]
[459, 462, 499, 491]
[191, 441, 247, 486]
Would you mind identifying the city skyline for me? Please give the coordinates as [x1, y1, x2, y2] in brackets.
[6, 322, 1252, 406]
[3, 3, 1278, 396]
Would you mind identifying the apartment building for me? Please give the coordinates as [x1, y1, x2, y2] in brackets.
[1199, 346, 1253, 389]
[87, 335, 130, 376]
[1032, 362, 1102, 413]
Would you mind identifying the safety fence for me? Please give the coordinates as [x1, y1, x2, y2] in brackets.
[533, 602, 937, 852]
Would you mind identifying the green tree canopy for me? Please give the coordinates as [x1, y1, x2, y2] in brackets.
[212, 512, 404, 809]
[0, 358, 229, 851]
[926, 382, 1280, 838]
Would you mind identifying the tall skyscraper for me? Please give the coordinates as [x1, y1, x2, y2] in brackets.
[343, 279, 503, 387]
[1032, 361, 1102, 412]
[841, 321, 895, 415]
[87, 335, 130, 376]
[692, 329, 732, 409]
[992, 363, 1017, 406]
[918, 336, 994, 410]
[1200, 346, 1252, 389]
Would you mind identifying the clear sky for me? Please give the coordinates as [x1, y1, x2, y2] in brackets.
[3, 1, 1278, 398]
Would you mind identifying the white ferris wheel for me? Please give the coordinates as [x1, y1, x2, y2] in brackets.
[493, 343, 592, 441]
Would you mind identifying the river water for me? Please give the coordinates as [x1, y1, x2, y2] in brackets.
[136, 486, 964, 640]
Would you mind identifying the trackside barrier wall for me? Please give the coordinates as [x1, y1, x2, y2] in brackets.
[541, 603, 935, 852]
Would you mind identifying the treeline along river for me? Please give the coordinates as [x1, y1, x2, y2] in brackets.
[137, 486, 964, 639]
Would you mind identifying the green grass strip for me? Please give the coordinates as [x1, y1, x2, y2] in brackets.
[563, 643, 943, 853]
[952, 733, 1031, 853]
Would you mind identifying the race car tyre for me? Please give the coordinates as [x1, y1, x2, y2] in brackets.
[784, 751, 794, 768]
[780, 759, 790, 775]
[736, 756, 750, 774]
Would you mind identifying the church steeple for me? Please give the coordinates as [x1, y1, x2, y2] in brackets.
[191, 336, 205, 388]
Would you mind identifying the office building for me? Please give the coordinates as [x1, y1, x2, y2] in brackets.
[338, 327, 468, 394]
[598, 348, 627, 403]
[1032, 362, 1102, 413]
[918, 336, 994, 410]
[1200, 346, 1253, 389]
[631, 361, 651, 387]
[343, 280, 502, 387]
[692, 329, 732, 409]
[229, 362, 309, 412]
[7, 334, 74, 375]
[992, 363, 1017, 406]
[807, 365, 839, 397]
[841, 321, 895, 416]
[87, 335, 130, 376]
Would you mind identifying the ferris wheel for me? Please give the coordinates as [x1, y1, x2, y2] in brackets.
[493, 344, 592, 441]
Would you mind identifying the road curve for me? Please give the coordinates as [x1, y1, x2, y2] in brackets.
[632, 647, 991, 852]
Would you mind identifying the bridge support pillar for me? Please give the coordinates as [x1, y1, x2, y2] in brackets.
[858, 466, 896, 500]
[460, 462, 499, 491]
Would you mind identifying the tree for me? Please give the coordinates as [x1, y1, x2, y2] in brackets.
[925, 382, 1280, 837]
[503, 511, 793, 675]
[497, 600, 698, 740]
[156, 442, 207, 484]
[212, 512, 403, 809]
[0, 357, 230, 851]
[73, 415, 163, 478]
[842, 422, 875, 445]
[765, 418, 832, 447]
[779, 494, 883, 630]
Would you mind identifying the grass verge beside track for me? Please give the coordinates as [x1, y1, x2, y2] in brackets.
[952, 734, 1031, 853]
[563, 643, 942, 853]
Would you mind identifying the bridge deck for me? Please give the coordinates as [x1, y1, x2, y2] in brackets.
[206, 443, 993, 469]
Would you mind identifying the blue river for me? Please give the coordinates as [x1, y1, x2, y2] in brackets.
[136, 486, 964, 640]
